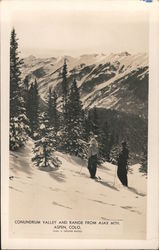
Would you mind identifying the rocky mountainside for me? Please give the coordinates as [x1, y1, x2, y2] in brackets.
[22, 52, 148, 118]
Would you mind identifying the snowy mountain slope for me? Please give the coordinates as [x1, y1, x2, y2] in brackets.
[22, 52, 148, 116]
[9, 140, 147, 239]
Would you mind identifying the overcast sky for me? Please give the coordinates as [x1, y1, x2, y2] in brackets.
[9, 0, 149, 58]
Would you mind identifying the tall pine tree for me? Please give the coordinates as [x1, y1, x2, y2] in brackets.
[61, 59, 68, 110]
[26, 79, 39, 137]
[10, 28, 29, 150]
[24, 75, 29, 91]
[47, 88, 59, 134]
[60, 59, 69, 150]
[62, 79, 87, 157]
[98, 121, 110, 161]
[32, 112, 61, 168]
[91, 107, 100, 136]
[10, 28, 23, 117]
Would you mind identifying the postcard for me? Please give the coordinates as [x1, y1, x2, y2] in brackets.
[1, 0, 159, 249]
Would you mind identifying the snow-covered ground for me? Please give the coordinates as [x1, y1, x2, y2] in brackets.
[9, 140, 147, 239]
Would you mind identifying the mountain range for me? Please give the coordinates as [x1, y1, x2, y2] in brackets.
[22, 52, 148, 119]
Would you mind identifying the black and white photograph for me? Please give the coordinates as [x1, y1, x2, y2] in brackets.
[1, 0, 159, 249]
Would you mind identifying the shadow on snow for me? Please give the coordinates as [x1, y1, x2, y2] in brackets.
[48, 168, 66, 183]
[128, 186, 146, 197]
[52, 201, 72, 210]
[10, 155, 33, 175]
[96, 180, 119, 191]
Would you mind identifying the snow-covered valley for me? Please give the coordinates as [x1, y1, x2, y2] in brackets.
[9, 140, 147, 240]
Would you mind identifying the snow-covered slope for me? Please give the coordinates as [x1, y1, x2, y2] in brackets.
[22, 52, 148, 117]
[9, 140, 147, 239]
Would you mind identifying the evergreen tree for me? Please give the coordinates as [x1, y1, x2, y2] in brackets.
[83, 112, 92, 142]
[47, 88, 59, 133]
[98, 121, 110, 161]
[10, 28, 29, 150]
[69, 79, 83, 123]
[33, 79, 39, 132]
[61, 59, 68, 109]
[52, 91, 59, 133]
[10, 28, 23, 117]
[48, 87, 53, 124]
[61, 79, 87, 158]
[139, 145, 147, 174]
[26, 79, 39, 136]
[91, 107, 100, 136]
[107, 131, 116, 161]
[24, 75, 29, 91]
[109, 144, 120, 165]
[32, 112, 61, 168]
